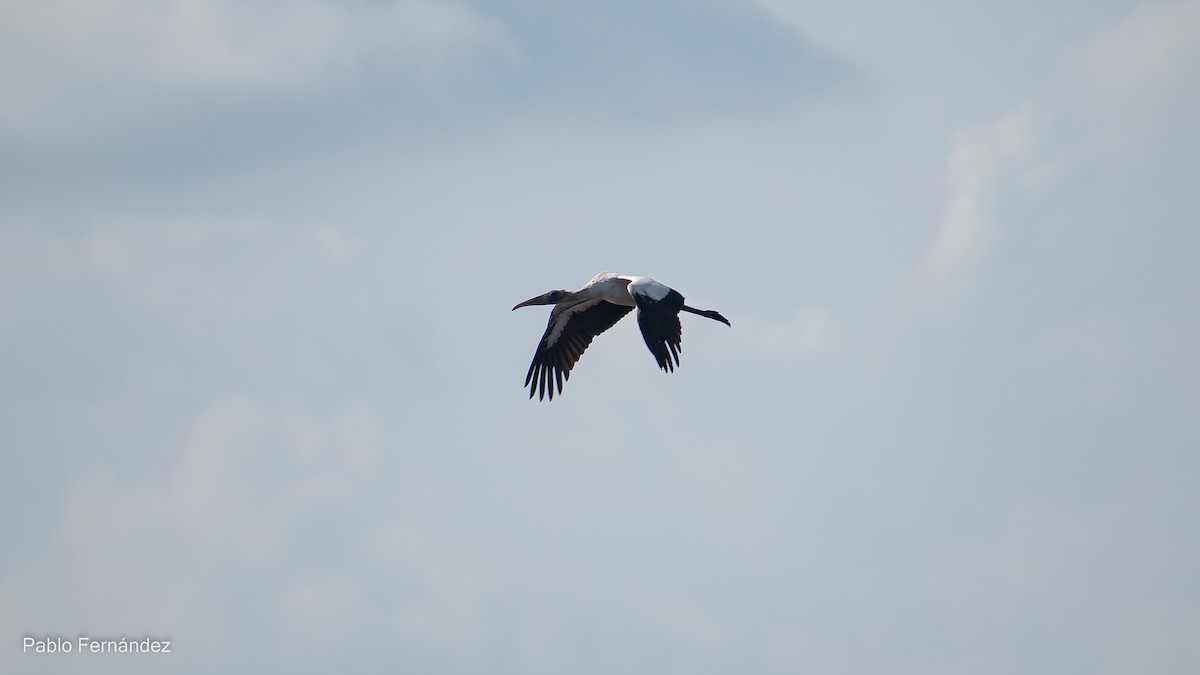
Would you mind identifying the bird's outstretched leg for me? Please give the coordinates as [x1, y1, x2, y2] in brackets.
[681, 305, 731, 326]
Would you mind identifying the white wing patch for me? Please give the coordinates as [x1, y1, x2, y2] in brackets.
[627, 276, 671, 301]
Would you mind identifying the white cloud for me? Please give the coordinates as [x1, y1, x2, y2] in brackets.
[921, 106, 1033, 291]
[0, 0, 507, 136]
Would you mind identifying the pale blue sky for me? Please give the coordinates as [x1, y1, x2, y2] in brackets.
[3, 1, 1199, 673]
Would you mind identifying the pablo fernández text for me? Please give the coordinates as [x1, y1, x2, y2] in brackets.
[23, 635, 172, 654]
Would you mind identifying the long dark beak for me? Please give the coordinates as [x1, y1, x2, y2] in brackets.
[512, 292, 556, 311]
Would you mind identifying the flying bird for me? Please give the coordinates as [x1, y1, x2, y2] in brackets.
[512, 272, 731, 400]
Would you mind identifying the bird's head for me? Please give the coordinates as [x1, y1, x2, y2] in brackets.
[512, 290, 568, 310]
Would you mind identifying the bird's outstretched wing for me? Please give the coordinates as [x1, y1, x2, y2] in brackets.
[633, 288, 685, 372]
[525, 299, 633, 400]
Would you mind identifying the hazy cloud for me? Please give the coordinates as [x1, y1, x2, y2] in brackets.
[738, 305, 840, 364]
[0, 0, 507, 136]
[921, 106, 1033, 291]
[1085, 0, 1200, 88]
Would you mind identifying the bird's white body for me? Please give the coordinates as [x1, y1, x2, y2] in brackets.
[580, 272, 671, 305]
[512, 272, 730, 400]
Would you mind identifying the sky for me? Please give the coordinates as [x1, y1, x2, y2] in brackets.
[2, 0, 1199, 673]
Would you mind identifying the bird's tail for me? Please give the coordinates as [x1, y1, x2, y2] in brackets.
[681, 305, 731, 326]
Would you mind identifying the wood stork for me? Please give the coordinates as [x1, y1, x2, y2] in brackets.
[512, 272, 730, 400]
